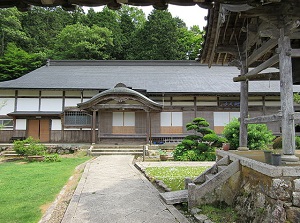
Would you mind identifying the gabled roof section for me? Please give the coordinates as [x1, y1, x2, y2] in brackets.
[78, 83, 162, 111]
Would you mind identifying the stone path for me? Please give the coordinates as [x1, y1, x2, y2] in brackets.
[61, 155, 189, 223]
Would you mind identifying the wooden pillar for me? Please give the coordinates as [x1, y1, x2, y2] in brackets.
[92, 110, 96, 144]
[146, 111, 150, 144]
[278, 28, 299, 161]
[238, 62, 249, 151]
[98, 111, 101, 142]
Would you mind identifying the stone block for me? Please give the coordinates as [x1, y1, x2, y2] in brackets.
[294, 179, 300, 192]
[269, 179, 291, 200]
[286, 206, 300, 222]
[293, 192, 300, 207]
[194, 214, 208, 223]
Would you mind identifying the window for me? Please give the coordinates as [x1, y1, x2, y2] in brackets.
[112, 112, 135, 134]
[160, 112, 183, 134]
[214, 112, 240, 134]
[64, 111, 92, 126]
[0, 119, 13, 130]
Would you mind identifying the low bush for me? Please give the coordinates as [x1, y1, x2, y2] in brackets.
[13, 137, 46, 156]
[223, 118, 275, 150]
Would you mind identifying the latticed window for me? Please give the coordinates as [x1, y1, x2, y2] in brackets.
[64, 111, 92, 126]
[0, 119, 13, 130]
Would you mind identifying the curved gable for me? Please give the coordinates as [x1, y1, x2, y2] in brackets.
[78, 84, 162, 111]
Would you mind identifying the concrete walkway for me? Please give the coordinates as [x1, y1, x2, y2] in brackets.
[61, 155, 189, 223]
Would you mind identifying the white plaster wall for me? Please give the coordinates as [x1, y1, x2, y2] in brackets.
[65, 98, 81, 107]
[113, 112, 123, 126]
[51, 119, 62, 130]
[172, 102, 194, 106]
[41, 99, 62, 111]
[17, 98, 39, 111]
[124, 112, 135, 126]
[197, 101, 218, 106]
[214, 112, 240, 126]
[172, 112, 183, 126]
[161, 112, 172, 126]
[16, 119, 26, 130]
[0, 98, 15, 115]
[214, 112, 230, 126]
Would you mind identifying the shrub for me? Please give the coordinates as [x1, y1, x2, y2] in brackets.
[173, 117, 221, 161]
[44, 154, 61, 162]
[13, 137, 46, 156]
[223, 118, 275, 150]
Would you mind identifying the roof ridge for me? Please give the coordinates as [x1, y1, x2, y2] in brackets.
[47, 60, 207, 66]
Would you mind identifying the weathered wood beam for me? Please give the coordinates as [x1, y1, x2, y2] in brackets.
[233, 72, 279, 82]
[208, 4, 222, 67]
[246, 54, 279, 77]
[215, 45, 238, 55]
[247, 39, 278, 66]
[290, 31, 300, 39]
[293, 112, 300, 120]
[292, 49, 300, 57]
[244, 113, 282, 124]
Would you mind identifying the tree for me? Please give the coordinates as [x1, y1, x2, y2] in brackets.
[20, 7, 75, 54]
[0, 43, 45, 81]
[53, 24, 113, 60]
[173, 117, 225, 161]
[0, 8, 30, 56]
[177, 25, 204, 60]
[127, 9, 182, 60]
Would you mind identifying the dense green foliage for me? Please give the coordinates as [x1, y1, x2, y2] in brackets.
[0, 6, 204, 81]
[13, 136, 46, 156]
[173, 117, 225, 161]
[145, 166, 209, 191]
[223, 118, 275, 150]
[0, 156, 90, 223]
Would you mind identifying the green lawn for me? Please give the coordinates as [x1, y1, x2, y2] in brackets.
[145, 166, 209, 191]
[0, 157, 90, 223]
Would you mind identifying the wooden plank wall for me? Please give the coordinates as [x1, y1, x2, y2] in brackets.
[135, 112, 146, 134]
[150, 112, 160, 134]
[99, 112, 112, 134]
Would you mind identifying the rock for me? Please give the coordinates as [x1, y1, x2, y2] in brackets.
[293, 192, 300, 207]
[190, 207, 201, 215]
[194, 214, 208, 223]
[286, 206, 300, 222]
[294, 179, 300, 192]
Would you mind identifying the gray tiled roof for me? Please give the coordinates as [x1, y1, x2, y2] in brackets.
[0, 60, 298, 94]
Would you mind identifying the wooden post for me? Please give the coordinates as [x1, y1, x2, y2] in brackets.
[278, 28, 299, 162]
[98, 111, 101, 142]
[238, 62, 249, 151]
[92, 110, 96, 144]
[146, 111, 150, 144]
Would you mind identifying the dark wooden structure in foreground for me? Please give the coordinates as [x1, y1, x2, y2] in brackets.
[198, 1, 300, 162]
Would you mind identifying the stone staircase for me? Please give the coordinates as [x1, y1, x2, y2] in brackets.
[160, 156, 240, 208]
[1, 149, 20, 158]
[89, 144, 144, 156]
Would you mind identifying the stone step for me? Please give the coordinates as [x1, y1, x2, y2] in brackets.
[160, 190, 188, 205]
[3, 153, 21, 157]
[92, 145, 144, 149]
[205, 174, 215, 181]
[92, 148, 143, 152]
[91, 151, 143, 156]
[1, 150, 17, 155]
